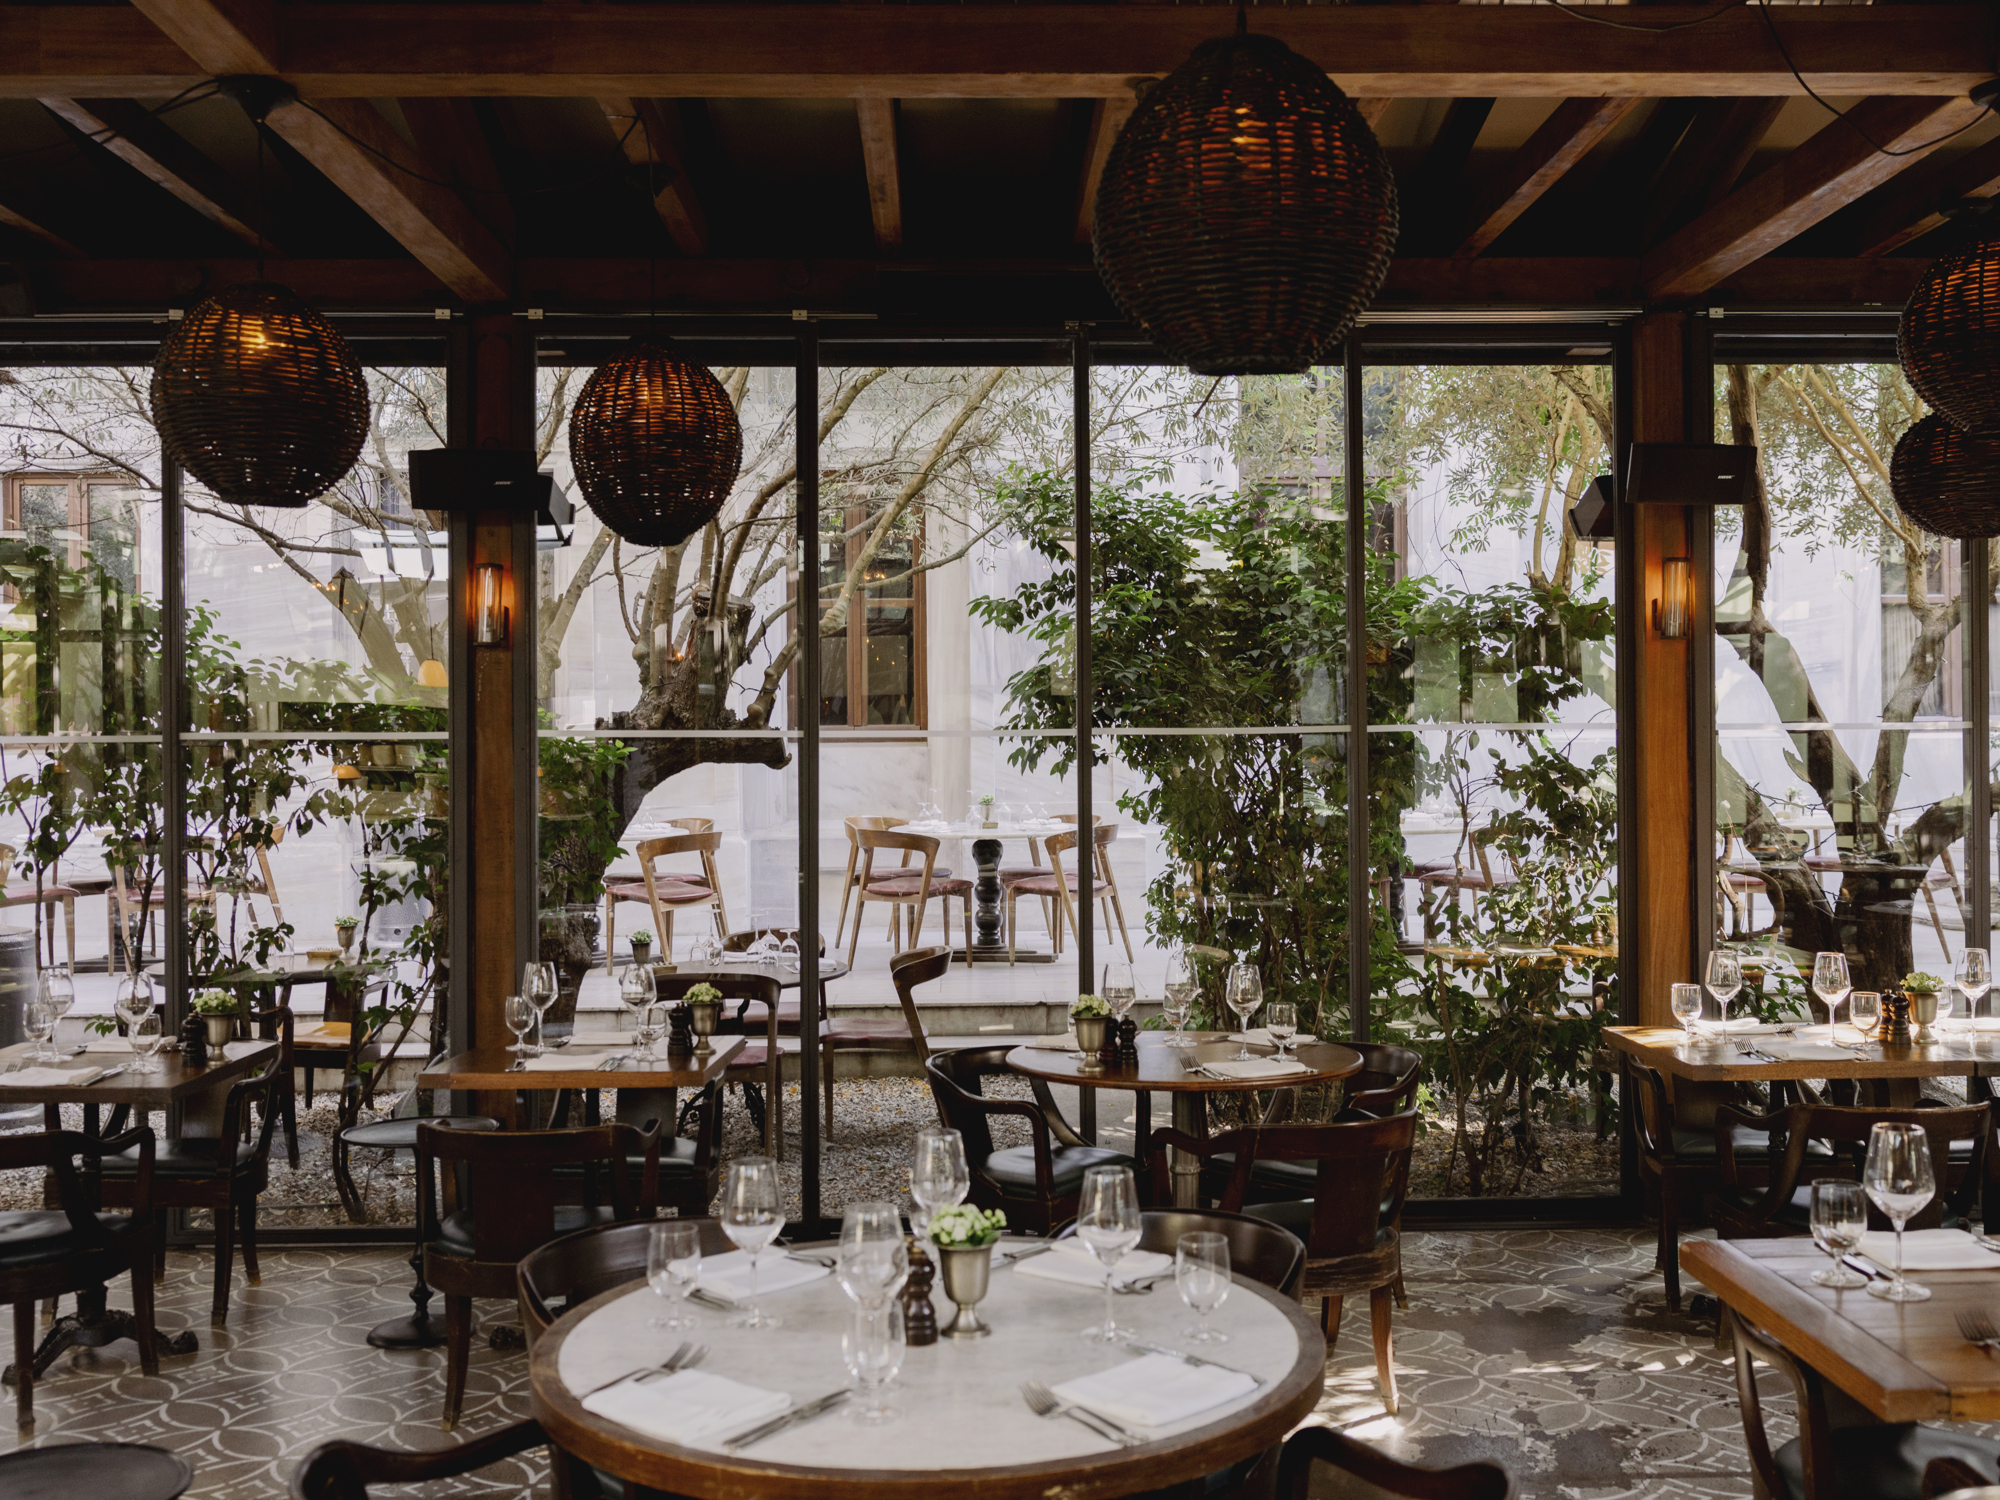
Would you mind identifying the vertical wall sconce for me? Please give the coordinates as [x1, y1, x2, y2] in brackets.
[1655, 557, 1689, 640]
[474, 563, 509, 647]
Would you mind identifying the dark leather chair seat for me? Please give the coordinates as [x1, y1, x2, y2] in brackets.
[0, 1211, 136, 1271]
[1241, 1197, 1398, 1252]
[985, 1143, 1130, 1197]
[99, 1139, 262, 1177]
[1672, 1123, 1833, 1164]
[1714, 1184, 1814, 1232]
[1773, 1422, 2000, 1500]
[339, 1116, 501, 1153]
[431, 1204, 623, 1259]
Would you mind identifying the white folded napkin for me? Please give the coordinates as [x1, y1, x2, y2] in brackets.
[1705, 1021, 1788, 1036]
[1052, 1353, 1257, 1428]
[0, 1065, 105, 1088]
[1758, 1043, 1854, 1063]
[1015, 1238, 1172, 1291]
[222, 1040, 273, 1061]
[695, 1248, 830, 1304]
[82, 1036, 133, 1055]
[1018, 1033, 1080, 1051]
[1228, 1029, 1317, 1047]
[1203, 1058, 1312, 1082]
[1860, 1228, 2000, 1273]
[517, 1051, 590, 1071]
[581, 1368, 790, 1445]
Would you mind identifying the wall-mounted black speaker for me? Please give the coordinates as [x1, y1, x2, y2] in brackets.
[1567, 474, 1615, 540]
[1624, 443, 1757, 506]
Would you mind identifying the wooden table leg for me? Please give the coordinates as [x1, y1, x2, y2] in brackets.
[1170, 1091, 1206, 1209]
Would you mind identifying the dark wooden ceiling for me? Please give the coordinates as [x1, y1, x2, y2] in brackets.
[0, 1, 1993, 325]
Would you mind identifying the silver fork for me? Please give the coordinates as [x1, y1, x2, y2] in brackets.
[1958, 1310, 2000, 1354]
[1111, 1273, 1173, 1296]
[578, 1338, 695, 1399]
[1020, 1380, 1142, 1447]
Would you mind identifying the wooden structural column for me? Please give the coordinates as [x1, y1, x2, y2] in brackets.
[1619, 310, 1706, 1030]
[447, 311, 538, 1115]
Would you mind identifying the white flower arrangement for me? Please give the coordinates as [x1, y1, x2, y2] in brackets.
[928, 1204, 1006, 1249]
[684, 982, 722, 1006]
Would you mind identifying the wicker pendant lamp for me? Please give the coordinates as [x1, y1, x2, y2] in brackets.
[151, 282, 368, 508]
[1899, 236, 2000, 434]
[1091, 10, 1398, 376]
[568, 338, 743, 548]
[1890, 412, 2000, 540]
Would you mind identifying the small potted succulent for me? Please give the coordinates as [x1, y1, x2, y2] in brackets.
[1903, 971, 1944, 1042]
[333, 914, 359, 955]
[1071, 993, 1110, 1068]
[928, 1204, 1006, 1339]
[629, 928, 654, 967]
[684, 981, 722, 1054]
[191, 989, 239, 1048]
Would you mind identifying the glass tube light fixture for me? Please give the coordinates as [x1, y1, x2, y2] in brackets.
[1655, 557, 1689, 640]
[474, 563, 508, 647]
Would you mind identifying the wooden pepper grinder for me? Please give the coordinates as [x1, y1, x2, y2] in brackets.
[667, 1003, 694, 1056]
[180, 1013, 207, 1068]
[1116, 1017, 1140, 1065]
[1880, 987, 1912, 1044]
[902, 1239, 938, 1346]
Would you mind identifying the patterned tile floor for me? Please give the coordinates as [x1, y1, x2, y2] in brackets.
[0, 1227, 1784, 1498]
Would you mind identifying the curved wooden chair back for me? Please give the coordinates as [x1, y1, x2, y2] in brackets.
[889, 945, 951, 1057]
[519, 1217, 736, 1347]
[1340, 1043, 1422, 1118]
[1727, 1307, 1837, 1500]
[1715, 1100, 1990, 1233]
[855, 827, 941, 880]
[636, 831, 722, 866]
[291, 1420, 553, 1500]
[1276, 1425, 1513, 1500]
[668, 817, 714, 834]
[416, 1121, 658, 1267]
[4, 1127, 154, 1237]
[1061, 1208, 1303, 1298]
[657, 970, 783, 1030]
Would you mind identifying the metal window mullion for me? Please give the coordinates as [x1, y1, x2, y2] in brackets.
[1344, 343, 1369, 1045]
[1969, 543, 1992, 957]
[162, 460, 185, 1042]
[798, 320, 823, 1234]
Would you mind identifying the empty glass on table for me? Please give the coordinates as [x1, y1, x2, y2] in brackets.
[649, 1220, 703, 1331]
[115, 971, 156, 1052]
[837, 1201, 909, 1312]
[910, 1126, 969, 1239]
[523, 962, 557, 1054]
[1176, 1231, 1231, 1344]
[1808, 1180, 1868, 1289]
[1162, 947, 1195, 1046]
[618, 962, 656, 1042]
[1863, 1121, 1935, 1303]
[1811, 951, 1852, 1040]
[721, 1156, 785, 1328]
[1224, 963, 1263, 1059]
[24, 997, 56, 1063]
[1669, 982, 1703, 1038]
[38, 965, 73, 1061]
[841, 1301, 906, 1425]
[130, 1014, 165, 1073]
[504, 994, 536, 1056]
[1264, 1001, 1299, 1058]
[1076, 1163, 1142, 1343]
[1103, 962, 1137, 1027]
[1955, 948, 1991, 1032]
[1705, 950, 1742, 1038]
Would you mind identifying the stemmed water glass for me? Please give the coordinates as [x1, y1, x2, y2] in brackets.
[1076, 1164, 1141, 1343]
[1863, 1121, 1935, 1302]
[130, 1014, 165, 1073]
[1705, 949, 1743, 1039]
[523, 962, 557, 1054]
[841, 1302, 906, 1425]
[1162, 948, 1195, 1046]
[1103, 962, 1136, 1027]
[778, 927, 801, 975]
[25, 997, 55, 1064]
[1670, 982, 1703, 1039]
[1812, 951, 1852, 1041]
[837, 1201, 909, 1312]
[910, 1126, 970, 1240]
[619, 962, 656, 1041]
[1224, 963, 1262, 1059]
[1809, 1180, 1868, 1289]
[1851, 991, 1881, 1039]
[116, 971, 156, 1052]
[38, 964, 73, 1061]
[1264, 1001, 1299, 1058]
[649, 1220, 703, 1330]
[635, 1001, 667, 1060]
[721, 1157, 785, 1328]
[1956, 948, 1991, 1032]
[1177, 1231, 1232, 1344]
[504, 994, 536, 1057]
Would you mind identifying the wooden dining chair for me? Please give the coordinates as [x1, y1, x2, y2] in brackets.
[604, 816, 722, 971]
[518, 1216, 737, 1348]
[1059, 817, 1135, 963]
[659, 969, 787, 1158]
[924, 1045, 1134, 1234]
[635, 830, 729, 958]
[0, 1126, 158, 1426]
[846, 828, 972, 965]
[1006, 827, 1084, 965]
[835, 816, 956, 946]
[1154, 1110, 1417, 1414]
[821, 945, 948, 1139]
[1275, 1426, 1514, 1500]
[415, 1120, 661, 1428]
[291, 1420, 572, 1500]
[1057, 1208, 1304, 1298]
[1725, 1305, 2000, 1500]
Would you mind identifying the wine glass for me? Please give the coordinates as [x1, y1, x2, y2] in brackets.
[721, 1157, 784, 1328]
[24, 997, 54, 1064]
[841, 1302, 905, 1425]
[115, 971, 156, 1049]
[1851, 991, 1881, 1039]
[1957, 948, 1991, 1031]
[1669, 982, 1703, 1038]
[39, 964, 73, 1060]
[618, 962, 656, 1043]
[778, 927, 801, 975]
[1102, 962, 1137, 1023]
[910, 1126, 970, 1241]
[523, 962, 557, 1054]
[649, 1220, 703, 1331]
[504, 994, 536, 1056]
[635, 1000, 667, 1061]
[837, 1201, 909, 1312]
[1811, 952, 1852, 1041]
[1177, 1231, 1232, 1345]
[1264, 1001, 1299, 1058]
[1224, 963, 1262, 1059]
[130, 1014, 165, 1074]
[1809, 1180, 1868, 1289]
[1705, 949, 1743, 1037]
[1863, 1121, 1935, 1302]
[1075, 1164, 1141, 1343]
[1162, 947, 1196, 1046]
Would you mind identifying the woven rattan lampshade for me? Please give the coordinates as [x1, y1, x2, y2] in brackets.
[568, 338, 742, 548]
[1890, 413, 2000, 539]
[1091, 18, 1397, 376]
[151, 282, 368, 509]
[1900, 237, 2000, 434]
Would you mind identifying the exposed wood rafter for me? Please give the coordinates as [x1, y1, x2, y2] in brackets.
[1454, 95, 1638, 259]
[1355, 99, 1394, 128]
[1641, 95, 1987, 302]
[856, 98, 902, 252]
[596, 96, 707, 257]
[398, 97, 514, 244]
[1073, 94, 1134, 244]
[1852, 133, 2000, 258]
[1637, 95, 1786, 249]
[41, 96, 279, 254]
[0, 199, 83, 258]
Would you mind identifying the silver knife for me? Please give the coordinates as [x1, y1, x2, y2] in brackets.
[1122, 1339, 1266, 1386]
[723, 1389, 850, 1450]
[1841, 1254, 1881, 1280]
[89, 1067, 127, 1084]
[998, 1242, 1054, 1263]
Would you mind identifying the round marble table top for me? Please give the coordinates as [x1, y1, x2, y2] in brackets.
[532, 1235, 1325, 1500]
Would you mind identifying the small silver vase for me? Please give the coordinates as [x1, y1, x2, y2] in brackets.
[938, 1244, 993, 1339]
[688, 1000, 720, 1055]
[1910, 990, 1940, 1044]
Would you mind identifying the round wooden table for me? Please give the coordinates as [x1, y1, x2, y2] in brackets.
[531, 1239, 1327, 1500]
[1007, 1033, 1363, 1208]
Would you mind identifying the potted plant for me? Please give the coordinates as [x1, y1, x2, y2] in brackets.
[1071, 993, 1110, 1068]
[333, 914, 359, 955]
[684, 981, 722, 1054]
[1903, 971, 1944, 1041]
[928, 1204, 1006, 1339]
[629, 928, 655, 966]
[191, 989, 239, 1048]
[978, 793, 997, 829]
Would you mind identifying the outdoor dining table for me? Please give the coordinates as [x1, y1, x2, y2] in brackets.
[419, 1035, 745, 1129]
[0, 1036, 280, 1379]
[890, 820, 1072, 963]
[531, 1235, 1326, 1500]
[1006, 1033, 1363, 1209]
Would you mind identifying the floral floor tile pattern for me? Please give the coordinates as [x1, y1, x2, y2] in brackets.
[0, 1228, 1801, 1497]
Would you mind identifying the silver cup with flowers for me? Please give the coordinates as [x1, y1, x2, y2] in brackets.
[928, 1204, 1006, 1339]
[1071, 994, 1110, 1071]
[683, 981, 722, 1056]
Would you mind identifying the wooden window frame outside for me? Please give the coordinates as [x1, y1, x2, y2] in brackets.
[792, 503, 928, 733]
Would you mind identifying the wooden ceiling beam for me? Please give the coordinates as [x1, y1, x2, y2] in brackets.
[596, 97, 707, 257]
[398, 97, 515, 245]
[1852, 133, 2000, 257]
[1641, 94, 1988, 302]
[1073, 94, 1134, 244]
[40, 96, 279, 254]
[856, 99, 902, 252]
[1454, 95, 1639, 259]
[9, 5, 1992, 100]
[1355, 99, 1394, 128]
[1636, 95, 1786, 250]
[0, 199, 84, 258]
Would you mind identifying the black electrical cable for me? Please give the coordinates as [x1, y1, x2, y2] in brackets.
[1536, 0, 1741, 37]
[0, 81, 224, 171]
